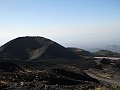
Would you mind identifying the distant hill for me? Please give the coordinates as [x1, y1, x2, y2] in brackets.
[87, 48, 101, 52]
[87, 45, 120, 53]
[93, 50, 120, 57]
[67, 47, 93, 57]
[105, 45, 120, 53]
[0, 36, 80, 61]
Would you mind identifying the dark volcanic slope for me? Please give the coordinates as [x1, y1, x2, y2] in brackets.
[67, 47, 93, 57]
[0, 36, 80, 60]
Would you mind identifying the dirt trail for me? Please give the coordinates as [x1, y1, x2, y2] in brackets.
[85, 71, 120, 87]
[95, 57, 120, 60]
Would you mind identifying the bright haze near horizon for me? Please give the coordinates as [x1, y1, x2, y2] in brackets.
[0, 0, 120, 49]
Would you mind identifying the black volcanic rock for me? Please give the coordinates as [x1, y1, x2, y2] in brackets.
[0, 61, 23, 72]
[39, 65, 99, 85]
[100, 58, 111, 65]
[52, 68, 99, 83]
[114, 59, 120, 68]
[0, 36, 80, 60]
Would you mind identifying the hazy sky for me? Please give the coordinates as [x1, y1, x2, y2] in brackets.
[0, 0, 120, 48]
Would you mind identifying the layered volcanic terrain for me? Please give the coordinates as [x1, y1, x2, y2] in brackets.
[0, 36, 119, 90]
[0, 36, 80, 61]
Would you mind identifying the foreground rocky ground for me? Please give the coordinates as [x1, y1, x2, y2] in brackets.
[0, 57, 120, 90]
[0, 64, 97, 90]
[0, 62, 120, 90]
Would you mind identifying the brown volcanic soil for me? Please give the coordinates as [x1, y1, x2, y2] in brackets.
[0, 36, 80, 61]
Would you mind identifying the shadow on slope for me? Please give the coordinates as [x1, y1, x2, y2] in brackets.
[0, 61, 24, 72]
[67, 47, 93, 57]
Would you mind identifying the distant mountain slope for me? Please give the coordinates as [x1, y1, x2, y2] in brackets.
[93, 50, 120, 57]
[0, 36, 80, 61]
[87, 45, 120, 53]
[105, 45, 120, 53]
[67, 47, 93, 57]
